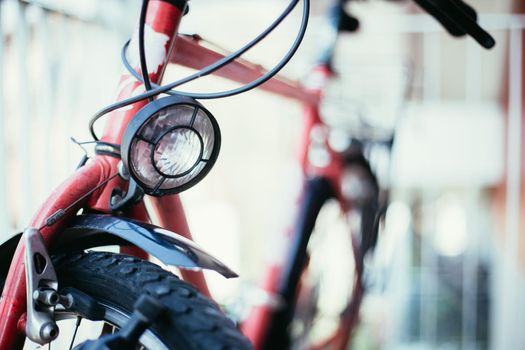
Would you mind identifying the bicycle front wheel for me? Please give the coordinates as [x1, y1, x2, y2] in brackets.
[22, 251, 252, 349]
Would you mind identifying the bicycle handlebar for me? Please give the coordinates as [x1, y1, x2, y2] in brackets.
[336, 0, 495, 49]
[317, 0, 494, 66]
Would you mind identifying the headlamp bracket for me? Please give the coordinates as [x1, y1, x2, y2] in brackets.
[109, 179, 145, 212]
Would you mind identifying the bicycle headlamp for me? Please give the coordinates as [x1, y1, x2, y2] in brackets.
[121, 95, 220, 196]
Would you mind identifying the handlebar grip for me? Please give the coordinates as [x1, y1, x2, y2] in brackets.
[414, 0, 495, 49]
[414, 0, 468, 36]
[448, 1, 495, 48]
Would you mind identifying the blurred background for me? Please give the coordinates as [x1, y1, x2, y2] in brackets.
[0, 0, 523, 349]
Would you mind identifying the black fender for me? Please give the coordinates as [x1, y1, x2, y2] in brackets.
[0, 214, 237, 280]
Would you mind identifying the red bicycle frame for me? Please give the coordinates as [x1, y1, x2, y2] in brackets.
[0, 1, 351, 349]
[0, 2, 186, 348]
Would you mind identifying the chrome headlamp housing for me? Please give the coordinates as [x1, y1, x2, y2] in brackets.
[121, 95, 221, 196]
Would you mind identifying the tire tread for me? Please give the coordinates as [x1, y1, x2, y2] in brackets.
[54, 251, 252, 350]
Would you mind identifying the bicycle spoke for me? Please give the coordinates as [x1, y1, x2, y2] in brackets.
[68, 317, 82, 350]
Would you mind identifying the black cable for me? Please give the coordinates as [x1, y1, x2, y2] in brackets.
[138, 0, 153, 98]
[89, 0, 309, 140]
[122, 0, 309, 99]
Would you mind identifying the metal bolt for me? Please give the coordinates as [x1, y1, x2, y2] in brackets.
[33, 289, 59, 306]
[110, 194, 122, 207]
[40, 322, 59, 342]
[58, 293, 73, 309]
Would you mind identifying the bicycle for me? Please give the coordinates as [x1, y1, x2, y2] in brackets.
[0, 0, 312, 347]
[238, 1, 496, 349]
[0, 0, 495, 349]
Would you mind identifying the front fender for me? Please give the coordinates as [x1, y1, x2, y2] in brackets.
[0, 215, 237, 279]
[56, 214, 238, 278]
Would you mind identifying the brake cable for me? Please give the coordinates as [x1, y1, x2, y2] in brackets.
[89, 0, 310, 141]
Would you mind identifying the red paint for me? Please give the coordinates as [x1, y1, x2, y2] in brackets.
[16, 313, 26, 334]
[298, 65, 348, 209]
[170, 35, 318, 105]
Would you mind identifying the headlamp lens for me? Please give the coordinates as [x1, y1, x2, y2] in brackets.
[122, 96, 220, 195]
[154, 127, 203, 177]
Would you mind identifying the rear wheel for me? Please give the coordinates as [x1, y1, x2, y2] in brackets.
[290, 200, 365, 349]
[22, 251, 252, 349]
[261, 178, 368, 350]
[284, 195, 379, 349]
